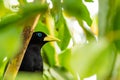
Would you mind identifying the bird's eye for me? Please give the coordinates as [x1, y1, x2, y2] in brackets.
[37, 33, 42, 37]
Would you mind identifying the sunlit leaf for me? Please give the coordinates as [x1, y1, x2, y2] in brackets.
[70, 39, 115, 79]
[63, 0, 92, 26]
[59, 39, 116, 79]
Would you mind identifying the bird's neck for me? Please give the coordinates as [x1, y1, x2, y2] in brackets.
[28, 43, 45, 50]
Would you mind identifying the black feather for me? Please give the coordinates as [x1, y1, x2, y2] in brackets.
[19, 32, 48, 72]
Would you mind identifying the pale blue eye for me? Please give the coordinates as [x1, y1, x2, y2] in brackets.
[37, 33, 42, 37]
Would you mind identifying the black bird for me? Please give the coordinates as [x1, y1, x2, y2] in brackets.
[19, 31, 59, 72]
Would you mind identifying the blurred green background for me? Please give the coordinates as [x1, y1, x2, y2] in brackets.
[0, 0, 120, 80]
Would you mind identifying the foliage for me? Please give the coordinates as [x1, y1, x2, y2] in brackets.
[0, 0, 120, 80]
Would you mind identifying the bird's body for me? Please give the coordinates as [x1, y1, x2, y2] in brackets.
[19, 32, 59, 72]
[19, 44, 43, 72]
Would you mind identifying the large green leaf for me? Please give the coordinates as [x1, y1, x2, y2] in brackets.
[0, 3, 48, 28]
[0, 26, 22, 61]
[63, 0, 92, 26]
[56, 19, 71, 50]
[70, 40, 115, 79]
[54, 14, 71, 50]
[51, 0, 71, 50]
[59, 39, 115, 79]
[0, 25, 22, 79]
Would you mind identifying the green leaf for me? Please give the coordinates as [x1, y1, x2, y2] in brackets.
[0, 13, 22, 28]
[112, 2, 120, 52]
[78, 19, 96, 41]
[0, 25, 22, 78]
[59, 49, 72, 70]
[19, 3, 48, 16]
[63, 0, 92, 26]
[70, 39, 115, 79]
[99, 0, 120, 51]
[0, 25, 22, 60]
[84, 0, 93, 2]
[0, 58, 8, 79]
[0, 3, 48, 28]
[56, 20, 71, 50]
[51, 0, 62, 24]
[59, 39, 115, 79]
[51, 0, 61, 14]
[43, 43, 56, 66]
[51, 0, 71, 50]
[55, 15, 71, 50]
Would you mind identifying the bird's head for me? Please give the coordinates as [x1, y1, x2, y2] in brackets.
[30, 32, 60, 45]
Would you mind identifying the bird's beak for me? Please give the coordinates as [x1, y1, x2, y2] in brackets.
[44, 35, 60, 42]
